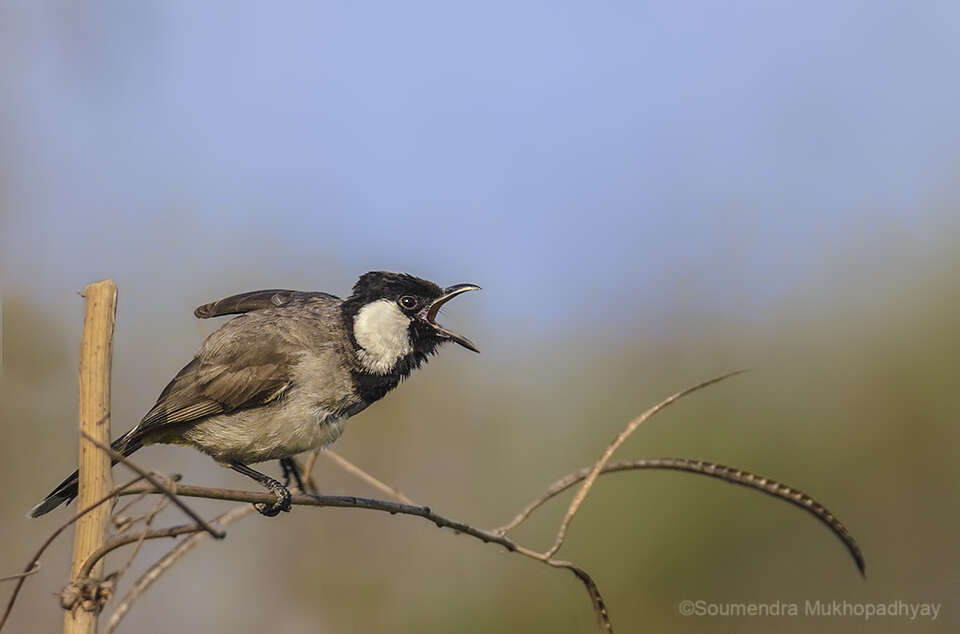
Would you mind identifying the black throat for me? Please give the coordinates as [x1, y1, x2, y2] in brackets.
[349, 348, 434, 404]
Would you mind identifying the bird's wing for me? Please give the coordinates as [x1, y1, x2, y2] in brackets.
[134, 318, 296, 439]
[194, 289, 340, 318]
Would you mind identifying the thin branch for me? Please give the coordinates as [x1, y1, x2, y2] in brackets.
[105, 504, 255, 634]
[0, 565, 40, 583]
[78, 525, 208, 579]
[116, 486, 519, 551]
[496, 457, 866, 576]
[111, 496, 169, 581]
[324, 450, 415, 504]
[0, 475, 146, 632]
[297, 450, 321, 493]
[80, 433, 225, 539]
[109, 450, 317, 633]
[552, 563, 611, 634]
[111, 474, 179, 518]
[543, 369, 748, 558]
[109, 483, 613, 632]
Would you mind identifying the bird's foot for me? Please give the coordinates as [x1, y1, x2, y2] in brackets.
[254, 482, 292, 517]
[279, 457, 306, 492]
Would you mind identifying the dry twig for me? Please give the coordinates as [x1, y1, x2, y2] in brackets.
[105, 505, 254, 633]
[324, 450, 415, 504]
[544, 370, 747, 558]
[113, 486, 520, 550]
[0, 475, 146, 631]
[496, 457, 865, 576]
[101, 496, 169, 583]
[297, 450, 322, 493]
[78, 525, 211, 579]
[105, 482, 614, 632]
[0, 566, 41, 584]
[80, 433, 225, 540]
[106, 451, 324, 633]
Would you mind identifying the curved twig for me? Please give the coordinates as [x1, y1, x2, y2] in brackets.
[105, 505, 255, 633]
[0, 474, 146, 632]
[544, 370, 748, 558]
[556, 563, 611, 633]
[0, 564, 40, 583]
[108, 496, 169, 583]
[497, 457, 865, 576]
[81, 432, 225, 539]
[79, 525, 208, 579]
[108, 452, 321, 633]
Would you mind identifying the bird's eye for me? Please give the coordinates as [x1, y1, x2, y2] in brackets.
[398, 295, 418, 310]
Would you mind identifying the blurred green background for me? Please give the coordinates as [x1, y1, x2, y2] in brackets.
[2, 2, 958, 633]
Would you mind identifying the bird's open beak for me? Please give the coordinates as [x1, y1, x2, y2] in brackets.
[422, 283, 481, 352]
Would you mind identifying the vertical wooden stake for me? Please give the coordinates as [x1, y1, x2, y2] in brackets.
[64, 280, 117, 634]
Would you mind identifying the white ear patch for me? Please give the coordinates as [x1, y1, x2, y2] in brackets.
[353, 299, 413, 375]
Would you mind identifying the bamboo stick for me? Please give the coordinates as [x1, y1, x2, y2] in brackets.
[63, 280, 117, 634]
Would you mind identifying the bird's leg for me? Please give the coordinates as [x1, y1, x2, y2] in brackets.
[230, 462, 292, 517]
[279, 457, 306, 492]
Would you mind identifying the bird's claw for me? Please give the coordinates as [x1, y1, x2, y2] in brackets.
[254, 485, 292, 517]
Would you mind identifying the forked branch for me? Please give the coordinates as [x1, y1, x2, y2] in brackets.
[80, 433, 224, 540]
[543, 369, 748, 558]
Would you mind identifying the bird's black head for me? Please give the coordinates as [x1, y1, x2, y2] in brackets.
[342, 271, 480, 377]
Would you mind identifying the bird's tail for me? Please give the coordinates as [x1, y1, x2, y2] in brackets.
[29, 430, 143, 518]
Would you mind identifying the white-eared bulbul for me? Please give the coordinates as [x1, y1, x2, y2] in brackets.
[31, 271, 480, 517]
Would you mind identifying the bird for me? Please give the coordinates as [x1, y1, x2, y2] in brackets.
[30, 271, 480, 518]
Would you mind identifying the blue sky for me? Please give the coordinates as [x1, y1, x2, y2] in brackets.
[2, 1, 958, 332]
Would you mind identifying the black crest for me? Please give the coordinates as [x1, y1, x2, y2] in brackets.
[349, 271, 443, 303]
[341, 271, 444, 326]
